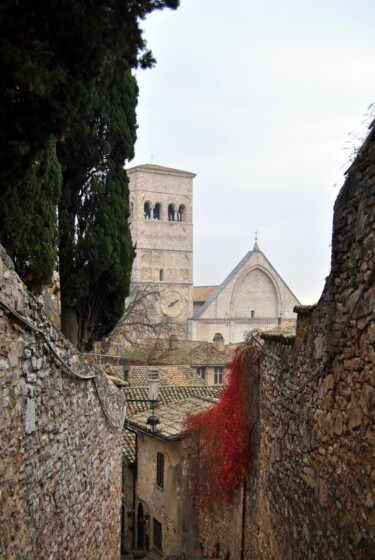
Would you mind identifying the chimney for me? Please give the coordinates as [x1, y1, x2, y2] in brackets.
[213, 333, 225, 352]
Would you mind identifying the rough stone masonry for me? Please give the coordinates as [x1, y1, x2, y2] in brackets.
[0, 245, 124, 560]
[247, 123, 375, 559]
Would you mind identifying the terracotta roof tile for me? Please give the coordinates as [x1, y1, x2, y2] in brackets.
[122, 384, 222, 461]
[114, 339, 236, 367]
[172, 342, 235, 366]
[127, 364, 204, 386]
[193, 285, 219, 303]
[127, 396, 218, 441]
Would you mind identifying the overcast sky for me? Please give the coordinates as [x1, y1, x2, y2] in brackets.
[131, 0, 375, 305]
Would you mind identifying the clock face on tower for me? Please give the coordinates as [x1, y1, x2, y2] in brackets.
[159, 290, 184, 318]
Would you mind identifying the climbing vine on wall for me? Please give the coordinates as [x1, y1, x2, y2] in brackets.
[184, 338, 261, 511]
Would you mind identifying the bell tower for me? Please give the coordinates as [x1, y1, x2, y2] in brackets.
[127, 164, 195, 336]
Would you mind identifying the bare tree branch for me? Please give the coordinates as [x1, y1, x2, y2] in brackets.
[97, 283, 185, 362]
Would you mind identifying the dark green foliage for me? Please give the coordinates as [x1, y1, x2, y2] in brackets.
[0, 137, 61, 292]
[58, 68, 138, 351]
[0, 0, 179, 348]
[0, 0, 179, 182]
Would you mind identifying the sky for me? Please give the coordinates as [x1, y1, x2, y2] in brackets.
[131, 0, 375, 304]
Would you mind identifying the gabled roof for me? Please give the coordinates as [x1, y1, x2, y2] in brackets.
[126, 163, 196, 177]
[192, 243, 300, 319]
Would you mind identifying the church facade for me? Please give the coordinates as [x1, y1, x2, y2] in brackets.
[127, 164, 300, 344]
[189, 241, 300, 343]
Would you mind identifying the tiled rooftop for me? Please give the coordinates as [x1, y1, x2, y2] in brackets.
[193, 285, 219, 303]
[120, 340, 234, 366]
[95, 347, 229, 461]
[127, 365, 205, 386]
[110, 338, 237, 367]
[122, 384, 222, 461]
[171, 341, 235, 366]
[127, 396, 218, 441]
[122, 384, 222, 415]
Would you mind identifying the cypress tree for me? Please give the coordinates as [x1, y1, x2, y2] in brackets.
[0, 0, 179, 346]
[58, 67, 138, 351]
[0, 137, 61, 292]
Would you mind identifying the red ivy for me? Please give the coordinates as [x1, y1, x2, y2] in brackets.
[184, 339, 261, 511]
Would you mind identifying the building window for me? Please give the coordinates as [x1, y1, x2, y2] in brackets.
[197, 366, 206, 381]
[177, 204, 186, 222]
[159, 269, 164, 281]
[156, 452, 164, 488]
[153, 203, 161, 220]
[214, 367, 223, 385]
[251, 310, 255, 318]
[153, 518, 162, 552]
[144, 202, 151, 220]
[168, 204, 175, 221]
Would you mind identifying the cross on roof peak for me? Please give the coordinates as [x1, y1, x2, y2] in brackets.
[253, 230, 260, 251]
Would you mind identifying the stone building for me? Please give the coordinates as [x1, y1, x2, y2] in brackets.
[190, 241, 300, 343]
[127, 164, 195, 339]
[111, 364, 221, 558]
[127, 163, 300, 345]
[126, 396, 217, 559]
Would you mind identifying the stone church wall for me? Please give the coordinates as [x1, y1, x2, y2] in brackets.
[247, 125, 375, 559]
[0, 248, 124, 560]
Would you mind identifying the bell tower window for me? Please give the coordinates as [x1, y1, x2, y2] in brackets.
[153, 203, 161, 220]
[178, 205, 186, 222]
[168, 204, 175, 221]
[159, 269, 164, 281]
[144, 202, 151, 220]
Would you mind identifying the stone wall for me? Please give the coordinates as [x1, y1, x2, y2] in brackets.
[195, 489, 244, 560]
[0, 247, 124, 560]
[247, 124, 375, 559]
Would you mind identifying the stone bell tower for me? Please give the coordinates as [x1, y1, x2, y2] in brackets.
[127, 164, 195, 336]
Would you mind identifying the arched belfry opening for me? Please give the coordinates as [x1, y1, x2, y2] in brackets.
[178, 204, 186, 222]
[153, 203, 161, 220]
[168, 204, 175, 221]
[144, 202, 151, 220]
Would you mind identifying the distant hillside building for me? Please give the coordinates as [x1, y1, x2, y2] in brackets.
[127, 164, 300, 345]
